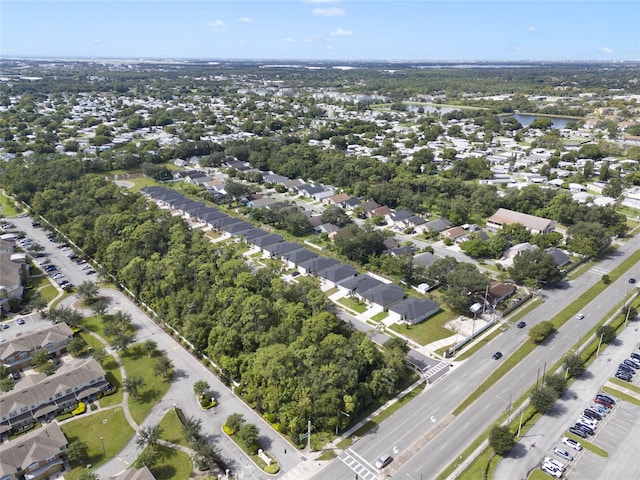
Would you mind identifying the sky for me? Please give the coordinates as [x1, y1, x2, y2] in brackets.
[1, 1, 639, 62]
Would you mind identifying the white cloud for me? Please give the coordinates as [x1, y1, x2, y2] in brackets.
[527, 26, 538, 32]
[312, 6, 345, 17]
[330, 28, 352, 36]
[205, 20, 226, 32]
[283, 38, 295, 43]
[238, 17, 253, 23]
[93, 38, 102, 44]
[598, 46, 614, 54]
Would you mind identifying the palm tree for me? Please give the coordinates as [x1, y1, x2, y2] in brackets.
[77, 281, 99, 303]
[136, 424, 163, 451]
[153, 356, 173, 380]
[123, 376, 145, 400]
[181, 415, 203, 442]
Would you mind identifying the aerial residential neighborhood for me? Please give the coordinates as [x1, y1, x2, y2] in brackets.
[1, 49, 640, 480]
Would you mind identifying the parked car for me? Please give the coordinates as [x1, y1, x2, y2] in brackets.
[516, 321, 526, 328]
[543, 457, 566, 472]
[631, 352, 640, 362]
[10, 371, 20, 380]
[574, 423, 594, 436]
[17, 318, 25, 325]
[492, 352, 503, 360]
[624, 358, 640, 369]
[589, 404, 610, 415]
[562, 436, 583, 451]
[568, 426, 588, 438]
[577, 416, 597, 429]
[85, 269, 96, 275]
[594, 398, 613, 409]
[541, 464, 562, 479]
[1, 323, 9, 330]
[553, 447, 574, 461]
[618, 363, 635, 375]
[615, 372, 632, 382]
[595, 394, 616, 405]
[583, 409, 602, 420]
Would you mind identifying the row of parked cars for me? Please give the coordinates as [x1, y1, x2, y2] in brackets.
[614, 350, 640, 383]
[541, 393, 617, 478]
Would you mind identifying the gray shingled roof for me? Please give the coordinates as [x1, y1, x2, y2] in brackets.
[360, 284, 406, 308]
[389, 297, 440, 324]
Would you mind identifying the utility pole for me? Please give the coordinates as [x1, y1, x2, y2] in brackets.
[307, 420, 311, 451]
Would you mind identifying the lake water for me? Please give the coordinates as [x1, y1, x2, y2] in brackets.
[406, 104, 458, 114]
[509, 113, 576, 129]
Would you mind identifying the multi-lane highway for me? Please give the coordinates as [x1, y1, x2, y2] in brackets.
[311, 234, 640, 480]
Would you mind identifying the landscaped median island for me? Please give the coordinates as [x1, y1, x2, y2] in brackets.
[223, 413, 280, 475]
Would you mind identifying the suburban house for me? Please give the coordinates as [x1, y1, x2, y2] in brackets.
[441, 226, 468, 243]
[0, 421, 68, 480]
[485, 282, 517, 306]
[545, 247, 571, 267]
[412, 252, 438, 269]
[249, 234, 284, 251]
[422, 217, 452, 234]
[264, 241, 303, 260]
[504, 242, 538, 260]
[388, 298, 440, 325]
[323, 192, 351, 207]
[0, 238, 29, 313]
[219, 220, 254, 236]
[317, 263, 358, 288]
[282, 248, 317, 269]
[297, 256, 340, 276]
[241, 228, 270, 242]
[486, 208, 555, 234]
[0, 323, 74, 372]
[360, 284, 406, 312]
[0, 358, 110, 434]
[337, 274, 383, 298]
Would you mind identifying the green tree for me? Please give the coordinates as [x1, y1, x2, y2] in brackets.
[564, 353, 586, 378]
[67, 337, 86, 357]
[528, 321, 556, 343]
[567, 221, 612, 256]
[321, 205, 351, 227]
[133, 449, 160, 470]
[153, 356, 174, 380]
[237, 423, 259, 451]
[226, 413, 245, 433]
[31, 348, 50, 367]
[111, 330, 135, 354]
[193, 380, 210, 397]
[66, 440, 89, 463]
[509, 249, 562, 286]
[0, 377, 14, 392]
[181, 415, 203, 443]
[136, 424, 163, 451]
[77, 473, 99, 480]
[544, 373, 568, 397]
[77, 281, 99, 304]
[123, 376, 145, 400]
[488, 425, 516, 455]
[92, 347, 108, 365]
[596, 325, 616, 344]
[530, 385, 558, 414]
[192, 437, 222, 470]
[141, 339, 158, 357]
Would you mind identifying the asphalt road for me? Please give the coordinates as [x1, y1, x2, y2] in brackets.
[311, 234, 640, 480]
[495, 322, 640, 480]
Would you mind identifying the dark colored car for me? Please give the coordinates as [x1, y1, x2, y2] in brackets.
[596, 394, 616, 405]
[582, 409, 601, 421]
[615, 372, 632, 382]
[631, 352, 640, 362]
[492, 352, 503, 360]
[568, 427, 588, 439]
[618, 363, 635, 375]
[629, 278, 636, 284]
[594, 398, 613, 409]
[11, 371, 20, 380]
[574, 423, 594, 436]
[516, 321, 526, 329]
[624, 358, 640, 369]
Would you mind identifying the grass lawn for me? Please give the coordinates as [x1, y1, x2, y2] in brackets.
[324, 287, 338, 296]
[98, 355, 124, 407]
[564, 432, 608, 457]
[121, 344, 173, 424]
[0, 191, 20, 217]
[371, 311, 388, 322]
[38, 285, 59, 303]
[146, 445, 193, 480]
[158, 409, 189, 447]
[337, 297, 367, 313]
[389, 309, 455, 346]
[123, 177, 161, 193]
[609, 377, 640, 394]
[61, 408, 135, 480]
[602, 386, 640, 406]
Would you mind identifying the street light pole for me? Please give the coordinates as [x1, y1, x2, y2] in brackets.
[100, 436, 106, 459]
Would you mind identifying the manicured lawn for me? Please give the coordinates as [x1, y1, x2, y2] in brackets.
[158, 409, 189, 447]
[324, 287, 338, 296]
[389, 309, 456, 346]
[98, 355, 123, 407]
[0, 191, 20, 217]
[61, 409, 134, 480]
[609, 377, 640, 394]
[146, 445, 193, 480]
[82, 315, 108, 339]
[38, 285, 59, 303]
[124, 177, 161, 193]
[602, 386, 640, 406]
[337, 297, 367, 313]
[371, 311, 388, 322]
[121, 344, 173, 424]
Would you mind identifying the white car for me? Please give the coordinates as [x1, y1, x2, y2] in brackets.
[543, 457, 566, 471]
[542, 464, 562, 478]
[576, 313, 585, 319]
[554, 447, 574, 461]
[52, 273, 64, 279]
[562, 436, 583, 451]
[577, 417, 597, 428]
